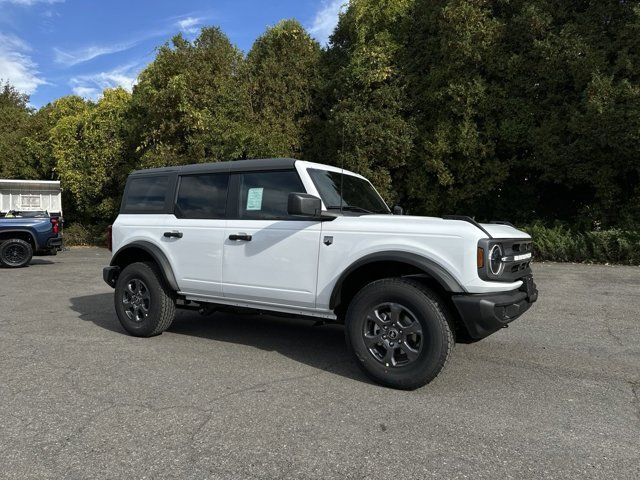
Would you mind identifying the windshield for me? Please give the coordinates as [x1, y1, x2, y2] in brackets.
[307, 168, 390, 214]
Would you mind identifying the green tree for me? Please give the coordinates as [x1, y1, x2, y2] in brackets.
[244, 19, 321, 158]
[51, 88, 133, 223]
[484, 0, 640, 227]
[308, 0, 415, 203]
[23, 95, 90, 180]
[0, 82, 33, 179]
[131, 28, 250, 167]
[402, 0, 503, 215]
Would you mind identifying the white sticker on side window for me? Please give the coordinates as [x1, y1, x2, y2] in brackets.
[246, 188, 264, 210]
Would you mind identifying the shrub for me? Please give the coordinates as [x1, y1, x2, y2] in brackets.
[522, 224, 640, 265]
[63, 223, 108, 247]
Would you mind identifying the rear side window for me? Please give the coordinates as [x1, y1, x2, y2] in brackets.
[236, 170, 305, 220]
[175, 174, 229, 219]
[122, 176, 169, 213]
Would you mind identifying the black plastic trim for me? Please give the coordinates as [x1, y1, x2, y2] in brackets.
[102, 265, 120, 288]
[452, 278, 538, 339]
[47, 236, 63, 248]
[329, 251, 465, 309]
[442, 215, 493, 239]
[109, 241, 179, 291]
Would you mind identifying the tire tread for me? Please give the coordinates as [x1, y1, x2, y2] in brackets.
[345, 277, 454, 389]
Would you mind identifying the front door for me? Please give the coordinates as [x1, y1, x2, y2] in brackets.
[222, 170, 321, 308]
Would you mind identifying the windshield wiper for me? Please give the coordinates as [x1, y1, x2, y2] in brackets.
[326, 205, 374, 214]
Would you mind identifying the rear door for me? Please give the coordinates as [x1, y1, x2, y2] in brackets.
[162, 173, 229, 297]
[222, 170, 321, 308]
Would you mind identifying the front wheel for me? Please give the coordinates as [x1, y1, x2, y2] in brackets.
[345, 278, 454, 390]
[114, 262, 176, 337]
[0, 238, 34, 268]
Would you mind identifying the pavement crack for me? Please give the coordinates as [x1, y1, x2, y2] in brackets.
[629, 380, 640, 425]
[605, 319, 625, 347]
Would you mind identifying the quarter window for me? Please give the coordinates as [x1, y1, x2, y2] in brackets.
[122, 176, 169, 213]
[175, 174, 229, 219]
[237, 170, 305, 219]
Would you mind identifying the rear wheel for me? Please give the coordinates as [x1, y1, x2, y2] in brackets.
[0, 238, 33, 268]
[345, 278, 454, 390]
[114, 262, 176, 337]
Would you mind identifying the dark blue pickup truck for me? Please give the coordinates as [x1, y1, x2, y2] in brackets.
[0, 211, 63, 267]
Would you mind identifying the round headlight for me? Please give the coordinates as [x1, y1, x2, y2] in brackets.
[489, 244, 504, 275]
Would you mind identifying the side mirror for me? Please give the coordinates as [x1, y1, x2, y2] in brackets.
[288, 192, 322, 217]
[393, 205, 404, 215]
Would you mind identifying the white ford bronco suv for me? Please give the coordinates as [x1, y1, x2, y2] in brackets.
[103, 158, 538, 389]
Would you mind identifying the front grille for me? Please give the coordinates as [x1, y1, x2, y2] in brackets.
[511, 241, 532, 253]
[498, 239, 533, 281]
[478, 238, 533, 282]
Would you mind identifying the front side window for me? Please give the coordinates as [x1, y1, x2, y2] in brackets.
[307, 168, 389, 214]
[237, 170, 305, 220]
[175, 174, 229, 219]
[122, 176, 169, 213]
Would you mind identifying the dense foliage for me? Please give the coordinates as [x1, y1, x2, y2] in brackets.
[1, 3, 639, 239]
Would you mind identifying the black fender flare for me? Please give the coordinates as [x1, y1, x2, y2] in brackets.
[329, 251, 465, 309]
[110, 241, 179, 291]
[0, 228, 39, 250]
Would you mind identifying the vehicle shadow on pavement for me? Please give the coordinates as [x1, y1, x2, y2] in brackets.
[70, 292, 370, 385]
[29, 259, 56, 266]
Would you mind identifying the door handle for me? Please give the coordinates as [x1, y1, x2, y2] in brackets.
[163, 231, 183, 238]
[228, 233, 252, 241]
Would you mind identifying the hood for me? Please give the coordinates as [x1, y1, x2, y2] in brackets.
[344, 214, 530, 240]
[479, 222, 530, 239]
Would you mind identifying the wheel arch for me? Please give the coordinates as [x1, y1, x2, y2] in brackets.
[0, 229, 38, 250]
[110, 241, 179, 291]
[329, 251, 465, 312]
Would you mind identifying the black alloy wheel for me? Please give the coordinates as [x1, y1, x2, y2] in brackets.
[122, 278, 151, 322]
[0, 238, 33, 268]
[114, 262, 176, 337]
[363, 302, 423, 368]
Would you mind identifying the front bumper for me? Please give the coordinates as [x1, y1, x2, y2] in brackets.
[103, 266, 120, 288]
[452, 275, 538, 339]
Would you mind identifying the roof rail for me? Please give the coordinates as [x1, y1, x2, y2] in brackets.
[442, 215, 493, 239]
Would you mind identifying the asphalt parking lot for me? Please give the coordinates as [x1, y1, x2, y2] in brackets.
[1, 248, 639, 479]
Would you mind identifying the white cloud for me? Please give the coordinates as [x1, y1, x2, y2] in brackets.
[176, 16, 201, 34]
[0, 33, 46, 95]
[308, 0, 345, 45]
[0, 0, 63, 5]
[54, 42, 136, 67]
[70, 63, 140, 100]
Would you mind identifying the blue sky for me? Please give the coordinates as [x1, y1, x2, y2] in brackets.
[0, 0, 344, 107]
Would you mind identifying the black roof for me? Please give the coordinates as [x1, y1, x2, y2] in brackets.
[129, 158, 298, 176]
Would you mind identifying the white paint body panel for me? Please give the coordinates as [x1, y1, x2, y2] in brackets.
[223, 220, 321, 308]
[111, 161, 532, 317]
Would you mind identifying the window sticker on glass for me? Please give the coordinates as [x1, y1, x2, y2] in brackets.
[246, 187, 264, 210]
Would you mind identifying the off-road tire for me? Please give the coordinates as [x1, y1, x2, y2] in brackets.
[345, 278, 454, 390]
[0, 238, 34, 268]
[114, 262, 176, 337]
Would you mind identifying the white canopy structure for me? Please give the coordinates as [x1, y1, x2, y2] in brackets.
[0, 179, 62, 214]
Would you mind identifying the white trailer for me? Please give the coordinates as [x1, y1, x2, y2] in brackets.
[0, 179, 62, 215]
